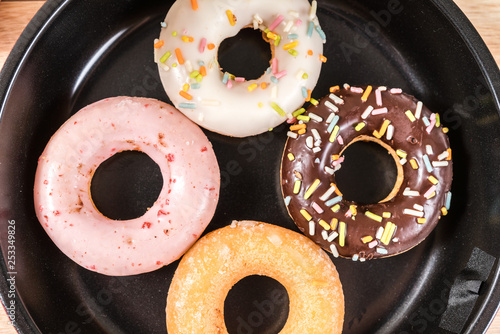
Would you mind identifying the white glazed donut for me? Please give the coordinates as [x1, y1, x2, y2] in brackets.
[34, 97, 220, 276]
[155, 0, 326, 137]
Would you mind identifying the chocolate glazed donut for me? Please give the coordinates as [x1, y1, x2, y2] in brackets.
[281, 85, 453, 260]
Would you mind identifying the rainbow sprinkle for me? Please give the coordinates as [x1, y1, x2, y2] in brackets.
[446, 192, 452, 210]
[422, 154, 433, 173]
[283, 41, 299, 50]
[159, 51, 172, 63]
[381, 222, 396, 245]
[307, 21, 314, 37]
[373, 120, 391, 138]
[375, 89, 383, 106]
[292, 108, 306, 117]
[270, 102, 286, 116]
[318, 219, 330, 230]
[154, 40, 164, 48]
[415, 101, 423, 119]
[428, 175, 439, 185]
[405, 110, 416, 122]
[403, 208, 424, 217]
[178, 102, 196, 109]
[226, 10, 236, 26]
[301, 209, 312, 221]
[339, 222, 346, 247]
[269, 14, 284, 31]
[327, 231, 338, 242]
[247, 83, 258, 92]
[191, 0, 198, 10]
[309, 221, 315, 235]
[417, 218, 427, 224]
[293, 180, 301, 194]
[309, 0, 318, 19]
[372, 107, 388, 115]
[330, 244, 339, 257]
[315, 26, 327, 41]
[328, 125, 340, 142]
[361, 106, 374, 119]
[319, 184, 337, 201]
[304, 179, 321, 199]
[174, 48, 184, 65]
[410, 159, 419, 169]
[199, 38, 207, 53]
[361, 236, 374, 244]
[355, 122, 366, 131]
[365, 211, 383, 222]
[361, 85, 373, 102]
[377, 248, 388, 255]
[325, 196, 342, 207]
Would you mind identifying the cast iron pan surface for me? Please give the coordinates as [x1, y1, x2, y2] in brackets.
[1, 0, 500, 333]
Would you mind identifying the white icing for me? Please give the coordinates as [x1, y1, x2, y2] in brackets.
[156, 0, 324, 137]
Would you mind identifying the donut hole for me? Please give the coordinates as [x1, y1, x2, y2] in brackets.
[224, 275, 289, 334]
[218, 28, 273, 80]
[90, 150, 163, 220]
[335, 141, 398, 205]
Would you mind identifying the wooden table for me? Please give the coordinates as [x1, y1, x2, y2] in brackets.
[0, 0, 499, 333]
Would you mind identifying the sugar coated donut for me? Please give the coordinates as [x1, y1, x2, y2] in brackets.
[155, 0, 326, 137]
[166, 221, 344, 333]
[34, 97, 220, 275]
[281, 85, 453, 260]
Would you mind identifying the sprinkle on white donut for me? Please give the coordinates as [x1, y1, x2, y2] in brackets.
[155, 0, 326, 137]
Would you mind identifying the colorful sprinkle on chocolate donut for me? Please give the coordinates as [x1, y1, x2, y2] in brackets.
[281, 85, 453, 260]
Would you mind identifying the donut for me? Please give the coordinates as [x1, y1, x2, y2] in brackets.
[166, 221, 344, 333]
[155, 0, 326, 137]
[281, 85, 453, 260]
[34, 97, 220, 275]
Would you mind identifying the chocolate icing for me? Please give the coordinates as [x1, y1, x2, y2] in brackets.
[281, 86, 453, 260]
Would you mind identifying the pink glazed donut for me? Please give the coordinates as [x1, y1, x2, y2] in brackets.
[34, 97, 220, 276]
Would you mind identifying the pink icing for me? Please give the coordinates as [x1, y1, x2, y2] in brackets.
[33, 97, 220, 276]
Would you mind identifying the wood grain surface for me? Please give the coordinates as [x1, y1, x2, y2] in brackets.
[0, 0, 499, 333]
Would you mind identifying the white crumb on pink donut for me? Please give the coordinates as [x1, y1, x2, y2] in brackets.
[34, 97, 220, 276]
